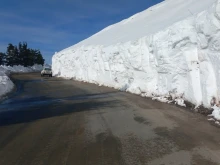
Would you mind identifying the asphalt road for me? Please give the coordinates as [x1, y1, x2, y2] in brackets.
[0, 73, 220, 165]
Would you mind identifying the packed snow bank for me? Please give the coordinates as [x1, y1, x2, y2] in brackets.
[0, 72, 14, 98]
[0, 65, 43, 97]
[53, 0, 220, 110]
[0, 65, 43, 73]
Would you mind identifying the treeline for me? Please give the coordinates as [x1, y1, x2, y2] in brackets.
[0, 42, 45, 66]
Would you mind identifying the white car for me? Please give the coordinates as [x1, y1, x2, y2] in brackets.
[41, 68, 52, 77]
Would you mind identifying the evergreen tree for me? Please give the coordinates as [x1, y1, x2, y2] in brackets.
[3, 41, 45, 66]
[0, 52, 6, 65]
[13, 46, 19, 65]
[6, 43, 15, 66]
[34, 50, 45, 65]
[18, 42, 24, 65]
[21, 42, 29, 67]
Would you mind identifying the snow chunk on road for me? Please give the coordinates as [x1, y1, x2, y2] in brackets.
[210, 105, 220, 120]
[175, 98, 186, 107]
[152, 96, 169, 103]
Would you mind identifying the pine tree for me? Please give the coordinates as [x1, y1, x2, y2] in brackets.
[0, 52, 6, 65]
[18, 42, 24, 66]
[13, 46, 19, 65]
[21, 42, 29, 67]
[34, 50, 45, 65]
[3, 41, 45, 66]
[6, 43, 15, 66]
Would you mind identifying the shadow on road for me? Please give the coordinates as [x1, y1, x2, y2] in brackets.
[0, 73, 121, 126]
[0, 98, 119, 126]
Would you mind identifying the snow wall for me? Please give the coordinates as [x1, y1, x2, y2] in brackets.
[53, 0, 220, 108]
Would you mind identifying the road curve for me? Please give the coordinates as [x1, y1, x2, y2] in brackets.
[0, 73, 220, 165]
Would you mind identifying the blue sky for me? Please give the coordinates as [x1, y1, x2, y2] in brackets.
[0, 0, 163, 64]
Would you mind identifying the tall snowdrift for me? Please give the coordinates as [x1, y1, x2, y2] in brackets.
[53, 0, 220, 110]
[0, 65, 43, 98]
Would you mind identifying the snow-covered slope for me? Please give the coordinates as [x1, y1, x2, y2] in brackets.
[53, 0, 220, 119]
[59, 0, 215, 47]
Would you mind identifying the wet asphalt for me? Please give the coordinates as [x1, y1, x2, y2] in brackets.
[0, 73, 220, 165]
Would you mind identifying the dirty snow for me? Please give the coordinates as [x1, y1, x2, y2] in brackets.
[210, 105, 220, 121]
[53, 0, 220, 120]
[0, 65, 43, 97]
[175, 98, 186, 107]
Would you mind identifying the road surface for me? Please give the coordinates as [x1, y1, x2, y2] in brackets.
[0, 73, 220, 165]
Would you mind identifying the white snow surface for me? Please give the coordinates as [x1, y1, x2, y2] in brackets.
[53, 0, 220, 115]
[0, 65, 43, 97]
[210, 105, 220, 120]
